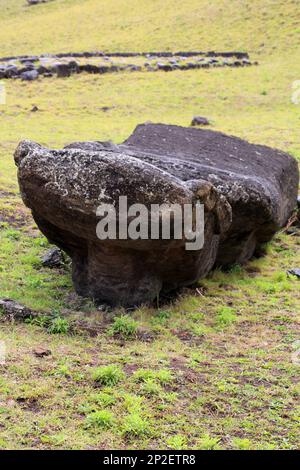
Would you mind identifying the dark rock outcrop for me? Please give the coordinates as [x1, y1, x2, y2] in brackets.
[14, 124, 298, 306]
[191, 116, 211, 126]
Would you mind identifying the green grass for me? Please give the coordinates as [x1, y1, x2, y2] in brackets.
[85, 410, 115, 430]
[122, 413, 151, 438]
[92, 365, 125, 387]
[0, 0, 299, 57]
[216, 306, 237, 327]
[47, 316, 70, 335]
[0, 0, 299, 451]
[110, 314, 138, 338]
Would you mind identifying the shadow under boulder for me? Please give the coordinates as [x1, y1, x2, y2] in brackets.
[14, 123, 299, 307]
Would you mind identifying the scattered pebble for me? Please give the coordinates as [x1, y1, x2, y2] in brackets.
[191, 116, 211, 126]
[32, 347, 52, 358]
[42, 247, 64, 268]
[287, 268, 300, 278]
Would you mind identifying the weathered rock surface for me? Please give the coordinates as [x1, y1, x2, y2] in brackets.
[287, 268, 300, 278]
[14, 137, 231, 307]
[42, 247, 64, 268]
[191, 116, 211, 126]
[120, 123, 299, 265]
[14, 124, 298, 306]
[0, 64, 18, 78]
[54, 63, 71, 78]
[20, 70, 39, 81]
[0, 299, 35, 320]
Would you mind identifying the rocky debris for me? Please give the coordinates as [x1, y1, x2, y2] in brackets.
[285, 226, 299, 236]
[68, 60, 80, 73]
[37, 65, 50, 75]
[191, 116, 211, 126]
[136, 326, 155, 342]
[100, 106, 113, 112]
[19, 56, 39, 64]
[79, 64, 102, 74]
[32, 347, 52, 358]
[0, 64, 18, 79]
[42, 247, 64, 268]
[14, 124, 298, 307]
[157, 62, 173, 72]
[21, 70, 39, 81]
[0, 51, 256, 81]
[0, 51, 250, 62]
[287, 268, 300, 278]
[129, 65, 141, 72]
[27, 0, 52, 5]
[54, 63, 71, 78]
[19, 62, 36, 72]
[0, 299, 36, 320]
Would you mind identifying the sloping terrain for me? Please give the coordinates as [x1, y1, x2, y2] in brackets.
[0, 0, 299, 450]
[0, 0, 299, 56]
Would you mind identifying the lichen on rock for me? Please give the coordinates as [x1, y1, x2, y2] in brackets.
[14, 123, 299, 307]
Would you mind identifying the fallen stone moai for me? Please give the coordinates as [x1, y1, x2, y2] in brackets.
[14, 124, 299, 307]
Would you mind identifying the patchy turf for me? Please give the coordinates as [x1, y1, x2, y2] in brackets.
[0, 0, 299, 450]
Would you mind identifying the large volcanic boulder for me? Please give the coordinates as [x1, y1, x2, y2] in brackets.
[14, 139, 231, 307]
[116, 123, 298, 265]
[14, 124, 298, 306]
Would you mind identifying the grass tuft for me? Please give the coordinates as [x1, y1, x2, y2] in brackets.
[85, 410, 115, 429]
[122, 413, 151, 437]
[92, 365, 125, 386]
[109, 314, 138, 338]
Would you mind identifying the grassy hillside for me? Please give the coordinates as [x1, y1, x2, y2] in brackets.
[0, 0, 299, 57]
[0, 0, 299, 450]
